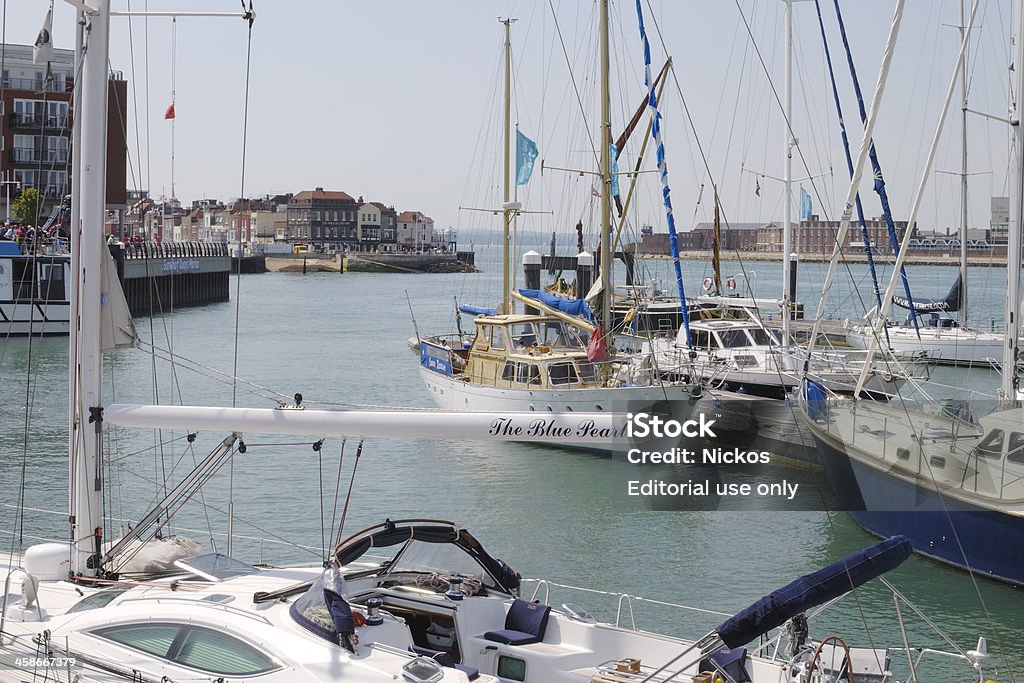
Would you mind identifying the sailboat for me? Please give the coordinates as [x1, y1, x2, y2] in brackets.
[841, 0, 1005, 368]
[0, 3, 992, 682]
[803, 0, 1024, 586]
[413, 15, 700, 437]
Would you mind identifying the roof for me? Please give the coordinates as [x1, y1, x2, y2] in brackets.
[397, 211, 432, 222]
[292, 189, 355, 203]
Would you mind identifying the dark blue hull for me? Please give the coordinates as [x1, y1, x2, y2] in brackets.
[812, 427, 1024, 587]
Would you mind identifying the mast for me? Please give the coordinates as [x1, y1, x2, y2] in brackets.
[959, 0, 969, 325]
[1006, 0, 1024, 399]
[71, 0, 111, 578]
[782, 0, 794, 343]
[599, 0, 612, 335]
[501, 18, 514, 315]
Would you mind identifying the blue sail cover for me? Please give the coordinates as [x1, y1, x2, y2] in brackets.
[517, 289, 595, 323]
[893, 274, 961, 313]
[716, 536, 911, 648]
[459, 304, 498, 316]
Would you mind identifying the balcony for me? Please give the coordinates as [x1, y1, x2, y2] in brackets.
[10, 148, 69, 165]
[10, 113, 71, 130]
[2, 77, 69, 93]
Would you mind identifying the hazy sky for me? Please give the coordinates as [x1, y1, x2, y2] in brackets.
[4, 1, 1016, 240]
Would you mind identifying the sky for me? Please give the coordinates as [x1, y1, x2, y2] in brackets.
[3, 1, 1017, 241]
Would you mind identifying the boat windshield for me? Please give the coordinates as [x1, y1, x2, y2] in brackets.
[537, 322, 585, 349]
[717, 329, 752, 348]
[381, 539, 491, 585]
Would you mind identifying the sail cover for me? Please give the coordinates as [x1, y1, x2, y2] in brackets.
[517, 288, 595, 323]
[715, 535, 911, 648]
[892, 274, 961, 313]
[459, 304, 497, 316]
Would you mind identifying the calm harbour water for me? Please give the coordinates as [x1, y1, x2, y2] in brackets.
[0, 250, 1021, 679]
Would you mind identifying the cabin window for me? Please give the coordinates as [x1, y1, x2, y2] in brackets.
[717, 329, 750, 348]
[498, 655, 527, 681]
[490, 326, 506, 350]
[691, 329, 712, 349]
[1008, 432, 1024, 464]
[93, 624, 279, 675]
[510, 323, 538, 348]
[972, 429, 1004, 460]
[749, 328, 774, 346]
[577, 362, 597, 383]
[548, 362, 579, 385]
[502, 361, 516, 382]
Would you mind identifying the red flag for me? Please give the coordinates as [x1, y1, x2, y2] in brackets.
[586, 325, 608, 362]
[164, 103, 176, 120]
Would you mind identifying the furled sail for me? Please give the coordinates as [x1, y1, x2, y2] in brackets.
[517, 288, 595, 322]
[892, 274, 961, 313]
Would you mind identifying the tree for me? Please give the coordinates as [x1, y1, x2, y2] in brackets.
[12, 187, 44, 226]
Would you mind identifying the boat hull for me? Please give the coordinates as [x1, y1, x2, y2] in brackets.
[0, 301, 71, 336]
[846, 326, 1004, 367]
[418, 366, 701, 452]
[808, 416, 1024, 586]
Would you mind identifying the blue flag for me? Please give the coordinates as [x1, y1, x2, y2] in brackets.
[515, 131, 539, 185]
[610, 143, 620, 197]
[800, 186, 812, 221]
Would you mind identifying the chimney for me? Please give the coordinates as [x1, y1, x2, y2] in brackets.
[315, 186, 324, 192]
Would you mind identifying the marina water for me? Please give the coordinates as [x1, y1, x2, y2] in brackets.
[1, 248, 1021, 678]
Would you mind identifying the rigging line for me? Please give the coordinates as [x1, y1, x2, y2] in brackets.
[335, 439, 364, 546]
[136, 341, 290, 403]
[328, 439, 347, 550]
[546, 0, 598, 170]
[318, 444, 326, 563]
[144, 0, 151, 195]
[126, 0, 146, 206]
[169, 16, 176, 199]
[229, 12, 256, 557]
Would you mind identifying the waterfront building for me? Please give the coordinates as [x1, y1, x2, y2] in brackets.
[287, 187, 359, 251]
[1, 43, 126, 221]
[397, 210, 434, 251]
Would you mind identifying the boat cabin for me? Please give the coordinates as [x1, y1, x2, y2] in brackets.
[454, 314, 603, 390]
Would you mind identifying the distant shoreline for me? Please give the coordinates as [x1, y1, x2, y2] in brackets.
[634, 250, 1011, 267]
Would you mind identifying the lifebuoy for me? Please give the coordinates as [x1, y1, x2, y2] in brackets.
[702, 277, 714, 291]
[726, 277, 737, 291]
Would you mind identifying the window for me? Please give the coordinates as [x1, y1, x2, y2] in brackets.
[490, 326, 505, 350]
[94, 624, 278, 676]
[1008, 432, 1024, 465]
[690, 329, 712, 349]
[717, 329, 750, 348]
[67, 587, 131, 613]
[510, 323, 538, 348]
[548, 362, 579, 385]
[973, 430, 1004, 460]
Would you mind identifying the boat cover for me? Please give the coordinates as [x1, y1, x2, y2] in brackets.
[459, 304, 497, 316]
[715, 535, 911, 647]
[334, 521, 520, 594]
[517, 288, 595, 322]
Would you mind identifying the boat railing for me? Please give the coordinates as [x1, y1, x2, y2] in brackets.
[521, 577, 730, 632]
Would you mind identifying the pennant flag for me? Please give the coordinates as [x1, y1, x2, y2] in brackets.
[609, 143, 620, 197]
[755, 177, 761, 197]
[800, 185, 812, 221]
[515, 131, 538, 185]
[33, 10, 54, 65]
[164, 103, 176, 120]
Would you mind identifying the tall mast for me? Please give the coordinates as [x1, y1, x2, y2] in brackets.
[71, 0, 111, 578]
[501, 18, 514, 315]
[1005, 0, 1024, 399]
[782, 0, 794, 343]
[599, 0, 612, 335]
[959, 0, 970, 325]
